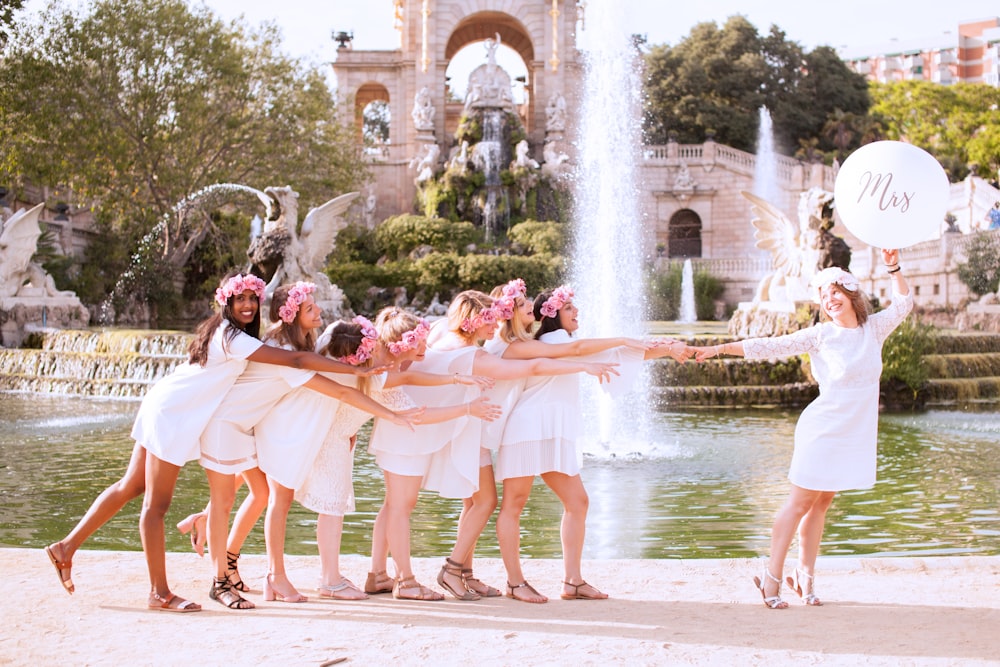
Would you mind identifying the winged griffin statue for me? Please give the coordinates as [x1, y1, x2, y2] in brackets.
[247, 186, 360, 318]
[742, 187, 842, 305]
[0, 203, 75, 299]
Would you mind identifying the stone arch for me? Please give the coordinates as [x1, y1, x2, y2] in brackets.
[441, 10, 537, 135]
[668, 209, 703, 258]
[444, 12, 535, 64]
[353, 82, 391, 143]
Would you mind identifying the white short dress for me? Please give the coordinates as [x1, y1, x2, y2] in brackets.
[496, 330, 645, 481]
[742, 290, 913, 491]
[198, 341, 315, 475]
[296, 374, 391, 516]
[132, 322, 262, 468]
[369, 346, 481, 499]
[481, 337, 525, 454]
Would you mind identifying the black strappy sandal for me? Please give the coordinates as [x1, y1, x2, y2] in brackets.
[225, 551, 249, 592]
[209, 576, 255, 610]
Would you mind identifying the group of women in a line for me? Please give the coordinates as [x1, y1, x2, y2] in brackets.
[44, 248, 911, 612]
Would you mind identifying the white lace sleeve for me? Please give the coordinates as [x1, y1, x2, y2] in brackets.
[869, 290, 914, 344]
[742, 325, 821, 360]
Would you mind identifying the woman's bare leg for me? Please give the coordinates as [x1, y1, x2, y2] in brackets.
[47, 442, 147, 592]
[204, 469, 238, 581]
[541, 471, 604, 598]
[495, 475, 546, 602]
[382, 472, 423, 581]
[139, 452, 185, 601]
[764, 485, 824, 599]
[447, 464, 499, 591]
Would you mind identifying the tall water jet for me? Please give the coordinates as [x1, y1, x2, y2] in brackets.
[572, 0, 650, 455]
[752, 106, 780, 205]
[678, 259, 697, 323]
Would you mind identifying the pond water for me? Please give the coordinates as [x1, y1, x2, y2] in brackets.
[1, 394, 998, 559]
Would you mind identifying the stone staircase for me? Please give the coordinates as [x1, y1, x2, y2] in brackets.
[654, 333, 1000, 410]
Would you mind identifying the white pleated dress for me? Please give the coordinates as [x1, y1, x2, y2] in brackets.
[480, 337, 525, 453]
[296, 374, 395, 516]
[132, 322, 262, 468]
[198, 341, 315, 475]
[742, 290, 913, 491]
[496, 330, 645, 481]
[369, 346, 481, 499]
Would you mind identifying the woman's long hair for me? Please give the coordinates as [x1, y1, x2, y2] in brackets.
[265, 283, 317, 351]
[490, 285, 532, 343]
[187, 270, 262, 366]
[532, 290, 566, 340]
[319, 320, 374, 396]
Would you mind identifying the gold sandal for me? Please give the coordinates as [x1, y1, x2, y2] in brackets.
[393, 575, 444, 601]
[437, 558, 480, 601]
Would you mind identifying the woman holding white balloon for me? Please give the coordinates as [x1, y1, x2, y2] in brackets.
[692, 249, 912, 609]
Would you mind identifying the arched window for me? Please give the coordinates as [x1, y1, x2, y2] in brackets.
[355, 83, 390, 156]
[668, 209, 702, 258]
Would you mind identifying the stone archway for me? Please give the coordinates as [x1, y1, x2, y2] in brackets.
[668, 209, 703, 258]
[354, 82, 391, 147]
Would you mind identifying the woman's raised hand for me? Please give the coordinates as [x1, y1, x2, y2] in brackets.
[456, 374, 496, 390]
[881, 248, 900, 267]
[467, 395, 503, 422]
[584, 362, 620, 384]
[390, 406, 426, 430]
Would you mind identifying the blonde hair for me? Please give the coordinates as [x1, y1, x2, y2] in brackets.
[374, 307, 423, 347]
[264, 283, 317, 352]
[446, 290, 494, 342]
[490, 284, 532, 343]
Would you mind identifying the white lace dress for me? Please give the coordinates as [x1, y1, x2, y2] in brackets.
[132, 322, 262, 467]
[742, 290, 913, 491]
[296, 375, 408, 516]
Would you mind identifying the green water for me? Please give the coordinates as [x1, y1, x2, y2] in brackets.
[1, 394, 998, 559]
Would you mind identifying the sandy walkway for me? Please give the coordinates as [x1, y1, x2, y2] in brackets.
[3, 548, 999, 666]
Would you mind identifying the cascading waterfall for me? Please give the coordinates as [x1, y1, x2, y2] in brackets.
[572, 0, 652, 456]
[476, 110, 509, 241]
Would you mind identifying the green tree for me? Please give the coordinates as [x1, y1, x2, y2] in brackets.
[0, 0, 365, 307]
[956, 233, 1000, 296]
[869, 81, 1000, 180]
[642, 17, 869, 156]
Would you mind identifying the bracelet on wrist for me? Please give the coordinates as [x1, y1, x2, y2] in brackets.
[887, 266, 901, 274]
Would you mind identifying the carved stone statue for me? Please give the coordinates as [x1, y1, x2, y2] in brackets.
[541, 141, 570, 179]
[674, 162, 695, 190]
[743, 187, 837, 305]
[411, 86, 435, 132]
[247, 186, 358, 320]
[448, 140, 470, 174]
[545, 93, 567, 133]
[511, 140, 539, 171]
[0, 203, 89, 346]
[463, 33, 514, 112]
[410, 143, 440, 184]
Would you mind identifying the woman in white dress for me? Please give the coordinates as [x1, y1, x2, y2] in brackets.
[370, 290, 621, 601]
[692, 249, 912, 608]
[494, 285, 690, 602]
[197, 283, 421, 609]
[297, 309, 499, 600]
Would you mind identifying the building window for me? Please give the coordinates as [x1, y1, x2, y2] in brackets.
[667, 209, 702, 258]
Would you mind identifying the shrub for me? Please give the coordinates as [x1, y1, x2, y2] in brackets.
[956, 232, 1000, 296]
[414, 252, 461, 296]
[508, 220, 566, 255]
[881, 316, 936, 396]
[649, 264, 724, 320]
[375, 215, 478, 260]
[326, 260, 418, 312]
[457, 254, 564, 295]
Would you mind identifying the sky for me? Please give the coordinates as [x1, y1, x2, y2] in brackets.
[19, 1, 998, 93]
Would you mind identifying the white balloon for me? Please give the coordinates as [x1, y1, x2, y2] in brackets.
[833, 141, 950, 249]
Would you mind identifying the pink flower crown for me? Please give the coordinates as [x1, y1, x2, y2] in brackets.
[338, 315, 378, 365]
[215, 274, 267, 307]
[540, 285, 574, 319]
[278, 281, 316, 324]
[492, 278, 526, 321]
[460, 304, 499, 333]
[387, 319, 430, 356]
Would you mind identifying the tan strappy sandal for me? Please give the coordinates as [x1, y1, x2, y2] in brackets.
[393, 575, 444, 601]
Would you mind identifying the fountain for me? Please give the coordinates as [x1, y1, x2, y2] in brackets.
[678, 259, 697, 323]
[752, 106, 780, 205]
[572, 0, 651, 455]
